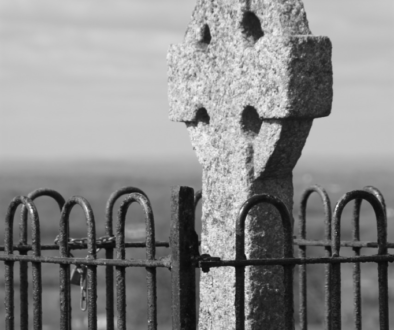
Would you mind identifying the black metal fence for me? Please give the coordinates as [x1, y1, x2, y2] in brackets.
[198, 185, 393, 330]
[0, 184, 392, 329]
[0, 186, 198, 330]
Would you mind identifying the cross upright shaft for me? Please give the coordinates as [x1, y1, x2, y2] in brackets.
[168, 0, 332, 329]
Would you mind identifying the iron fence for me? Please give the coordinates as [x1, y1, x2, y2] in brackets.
[0, 186, 198, 330]
[199, 185, 393, 330]
[0, 184, 393, 329]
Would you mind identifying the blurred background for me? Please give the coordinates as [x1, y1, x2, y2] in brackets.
[0, 0, 393, 329]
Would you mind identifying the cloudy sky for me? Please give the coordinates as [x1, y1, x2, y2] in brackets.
[0, 0, 393, 164]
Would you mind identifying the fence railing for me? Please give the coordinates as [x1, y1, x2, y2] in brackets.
[0, 185, 393, 330]
[197, 185, 393, 330]
[0, 186, 198, 330]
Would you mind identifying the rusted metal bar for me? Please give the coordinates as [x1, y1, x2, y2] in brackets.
[198, 254, 394, 267]
[2, 252, 392, 266]
[0, 241, 169, 252]
[293, 239, 394, 249]
[19, 210, 29, 330]
[3, 238, 393, 252]
[235, 194, 294, 330]
[352, 196, 362, 330]
[4, 260, 14, 330]
[331, 189, 389, 330]
[3, 238, 393, 253]
[105, 187, 148, 330]
[116, 192, 157, 330]
[363, 186, 389, 330]
[171, 186, 198, 330]
[0, 254, 171, 267]
[5, 196, 41, 330]
[59, 196, 97, 330]
[19, 188, 65, 330]
[298, 185, 332, 330]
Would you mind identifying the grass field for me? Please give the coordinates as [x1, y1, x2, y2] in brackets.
[0, 159, 393, 329]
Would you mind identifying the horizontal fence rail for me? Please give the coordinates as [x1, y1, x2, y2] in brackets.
[0, 184, 393, 330]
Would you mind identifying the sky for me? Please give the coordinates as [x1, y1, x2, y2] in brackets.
[0, 0, 393, 165]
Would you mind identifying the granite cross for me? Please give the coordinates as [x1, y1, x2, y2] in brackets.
[168, 0, 332, 329]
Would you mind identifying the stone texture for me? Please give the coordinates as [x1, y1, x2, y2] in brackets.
[167, 0, 332, 329]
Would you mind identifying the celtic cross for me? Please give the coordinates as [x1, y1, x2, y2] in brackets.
[168, 0, 332, 328]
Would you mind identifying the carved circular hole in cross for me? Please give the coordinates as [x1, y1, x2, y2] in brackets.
[195, 107, 210, 125]
[200, 24, 212, 45]
[241, 106, 262, 136]
[241, 11, 264, 43]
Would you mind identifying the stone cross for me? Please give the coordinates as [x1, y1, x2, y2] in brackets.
[168, 1, 332, 329]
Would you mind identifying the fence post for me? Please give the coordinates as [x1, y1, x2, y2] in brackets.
[170, 186, 198, 330]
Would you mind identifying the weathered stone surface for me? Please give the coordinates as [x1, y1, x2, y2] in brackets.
[168, 0, 332, 329]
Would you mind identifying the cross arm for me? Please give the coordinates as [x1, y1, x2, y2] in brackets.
[168, 35, 332, 123]
[243, 35, 333, 119]
[167, 44, 209, 122]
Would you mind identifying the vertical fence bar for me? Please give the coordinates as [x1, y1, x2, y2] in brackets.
[4, 260, 14, 330]
[331, 193, 346, 330]
[5, 200, 15, 330]
[298, 186, 332, 330]
[104, 242, 115, 330]
[32, 243, 42, 330]
[87, 263, 98, 330]
[59, 201, 71, 330]
[85, 200, 97, 330]
[352, 198, 362, 330]
[115, 264, 126, 330]
[363, 186, 389, 330]
[170, 186, 197, 330]
[298, 194, 307, 330]
[234, 262, 245, 330]
[377, 262, 389, 330]
[105, 195, 116, 330]
[330, 256, 341, 330]
[19, 210, 29, 330]
[31, 264, 42, 330]
[115, 206, 127, 330]
[362, 186, 389, 330]
[235, 198, 246, 330]
[281, 210, 294, 330]
[142, 197, 157, 330]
